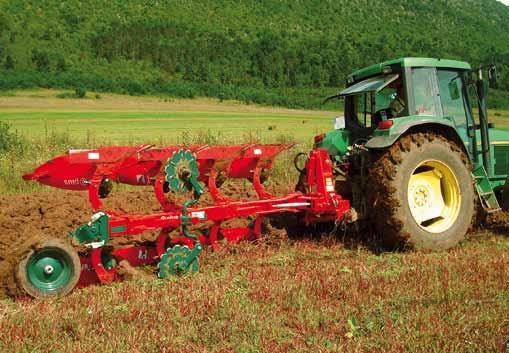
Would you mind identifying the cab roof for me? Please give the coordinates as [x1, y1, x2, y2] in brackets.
[350, 57, 471, 82]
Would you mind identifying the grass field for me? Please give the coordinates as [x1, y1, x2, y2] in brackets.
[0, 237, 508, 352]
[0, 91, 508, 352]
[0, 90, 335, 144]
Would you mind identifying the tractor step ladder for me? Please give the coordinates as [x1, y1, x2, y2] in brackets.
[472, 164, 501, 214]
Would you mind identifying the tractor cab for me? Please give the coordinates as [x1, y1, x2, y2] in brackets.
[341, 58, 474, 129]
[318, 58, 507, 190]
[319, 58, 478, 153]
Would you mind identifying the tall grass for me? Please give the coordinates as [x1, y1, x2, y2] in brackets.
[0, 120, 123, 194]
[0, 121, 75, 194]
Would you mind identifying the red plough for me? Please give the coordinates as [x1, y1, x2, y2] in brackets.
[22, 144, 353, 297]
[24, 144, 290, 210]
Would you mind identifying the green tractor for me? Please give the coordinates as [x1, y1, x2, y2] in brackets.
[309, 57, 507, 250]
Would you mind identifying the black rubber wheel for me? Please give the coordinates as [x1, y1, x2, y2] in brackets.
[16, 238, 81, 298]
[368, 132, 475, 250]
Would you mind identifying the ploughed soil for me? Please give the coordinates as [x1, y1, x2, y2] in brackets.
[0, 181, 293, 298]
[0, 189, 156, 297]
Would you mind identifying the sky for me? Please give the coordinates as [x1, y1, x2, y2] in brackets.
[497, 0, 509, 5]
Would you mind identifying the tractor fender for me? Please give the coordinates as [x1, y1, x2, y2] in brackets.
[365, 117, 466, 153]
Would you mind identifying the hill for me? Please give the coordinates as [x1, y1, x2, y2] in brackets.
[0, 0, 508, 108]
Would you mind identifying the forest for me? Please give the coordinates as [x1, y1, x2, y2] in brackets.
[0, 0, 508, 108]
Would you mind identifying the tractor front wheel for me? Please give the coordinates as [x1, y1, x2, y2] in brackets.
[369, 132, 475, 250]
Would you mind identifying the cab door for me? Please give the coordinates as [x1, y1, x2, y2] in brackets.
[436, 69, 475, 160]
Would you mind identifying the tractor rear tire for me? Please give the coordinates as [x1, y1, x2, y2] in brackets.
[369, 132, 475, 250]
[15, 238, 81, 298]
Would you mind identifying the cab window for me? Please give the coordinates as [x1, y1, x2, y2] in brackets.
[411, 68, 441, 116]
[437, 69, 468, 128]
[353, 93, 373, 128]
[351, 88, 399, 128]
[376, 87, 397, 111]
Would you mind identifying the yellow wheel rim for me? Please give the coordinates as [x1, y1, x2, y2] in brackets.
[407, 160, 461, 234]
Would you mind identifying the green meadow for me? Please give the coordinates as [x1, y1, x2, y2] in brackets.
[0, 110, 333, 145]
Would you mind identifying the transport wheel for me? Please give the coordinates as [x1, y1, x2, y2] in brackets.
[369, 132, 474, 250]
[16, 238, 81, 298]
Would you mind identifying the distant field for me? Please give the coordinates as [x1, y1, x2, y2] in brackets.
[1, 90, 508, 146]
[0, 90, 338, 193]
[0, 90, 336, 145]
[0, 110, 330, 145]
[1, 90, 509, 143]
[492, 111, 509, 128]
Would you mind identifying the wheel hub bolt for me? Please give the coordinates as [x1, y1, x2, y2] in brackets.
[414, 186, 429, 207]
[44, 265, 54, 275]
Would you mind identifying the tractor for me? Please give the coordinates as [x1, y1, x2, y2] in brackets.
[15, 57, 508, 298]
[311, 57, 506, 250]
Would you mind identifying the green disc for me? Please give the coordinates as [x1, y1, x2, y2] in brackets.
[157, 245, 200, 278]
[164, 150, 200, 193]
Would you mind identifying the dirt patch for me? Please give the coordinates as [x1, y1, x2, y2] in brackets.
[483, 211, 509, 236]
[0, 188, 162, 298]
[116, 260, 154, 281]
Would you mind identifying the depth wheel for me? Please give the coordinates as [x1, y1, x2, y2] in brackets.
[16, 238, 81, 298]
[369, 132, 474, 250]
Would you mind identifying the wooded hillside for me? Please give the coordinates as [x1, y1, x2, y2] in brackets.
[0, 0, 508, 108]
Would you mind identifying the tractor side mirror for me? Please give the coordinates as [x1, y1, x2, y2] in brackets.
[488, 66, 498, 89]
[448, 80, 460, 100]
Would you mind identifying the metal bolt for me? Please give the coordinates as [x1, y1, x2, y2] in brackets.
[44, 265, 54, 275]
